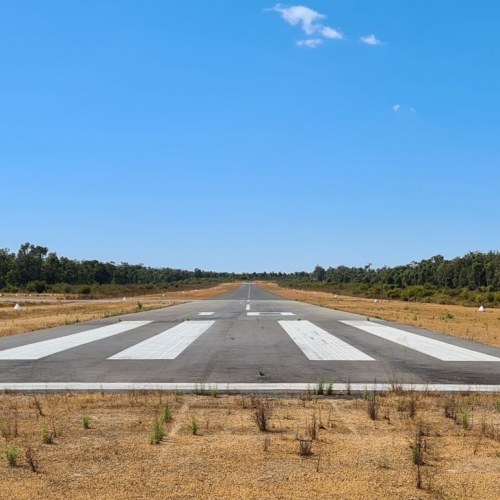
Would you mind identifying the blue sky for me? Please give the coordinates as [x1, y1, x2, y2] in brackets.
[2, 1, 499, 273]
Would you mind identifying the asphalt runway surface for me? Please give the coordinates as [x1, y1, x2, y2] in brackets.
[1, 283, 500, 392]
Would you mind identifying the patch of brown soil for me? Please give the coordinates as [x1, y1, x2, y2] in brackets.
[1, 391, 500, 499]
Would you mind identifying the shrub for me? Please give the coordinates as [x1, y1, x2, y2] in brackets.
[27, 280, 47, 293]
[79, 285, 92, 295]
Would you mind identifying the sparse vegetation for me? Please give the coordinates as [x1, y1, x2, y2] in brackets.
[0, 391, 500, 497]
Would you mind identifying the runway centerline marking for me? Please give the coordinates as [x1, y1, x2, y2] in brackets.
[108, 321, 215, 360]
[246, 304, 250, 311]
[341, 321, 500, 361]
[248, 312, 295, 316]
[198, 312, 214, 316]
[0, 321, 152, 360]
[278, 320, 374, 361]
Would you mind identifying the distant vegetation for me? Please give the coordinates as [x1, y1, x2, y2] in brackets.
[0, 243, 237, 296]
[278, 253, 500, 306]
[1, 243, 500, 305]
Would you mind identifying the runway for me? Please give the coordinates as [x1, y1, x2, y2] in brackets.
[1, 283, 499, 391]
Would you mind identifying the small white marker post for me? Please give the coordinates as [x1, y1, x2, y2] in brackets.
[478, 305, 485, 312]
[13, 303, 21, 311]
[122, 297, 127, 301]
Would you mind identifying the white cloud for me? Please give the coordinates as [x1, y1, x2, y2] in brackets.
[296, 39, 323, 48]
[268, 4, 325, 35]
[267, 4, 344, 44]
[360, 34, 383, 46]
[393, 104, 401, 112]
[320, 26, 344, 40]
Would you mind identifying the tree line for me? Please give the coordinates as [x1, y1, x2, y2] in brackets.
[0, 243, 238, 293]
[1, 243, 500, 304]
[281, 252, 500, 305]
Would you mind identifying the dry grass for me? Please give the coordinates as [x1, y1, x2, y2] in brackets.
[0, 282, 239, 338]
[262, 283, 500, 349]
[1, 391, 500, 499]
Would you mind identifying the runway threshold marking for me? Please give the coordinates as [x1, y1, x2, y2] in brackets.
[341, 321, 500, 361]
[0, 321, 152, 360]
[278, 320, 375, 361]
[108, 321, 215, 360]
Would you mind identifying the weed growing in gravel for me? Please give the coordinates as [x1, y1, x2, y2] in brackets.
[308, 414, 319, 440]
[326, 379, 334, 395]
[458, 406, 472, 430]
[160, 404, 173, 424]
[41, 422, 53, 444]
[316, 376, 325, 395]
[367, 392, 378, 420]
[493, 399, 500, 413]
[82, 414, 91, 429]
[31, 394, 44, 417]
[25, 446, 38, 473]
[191, 416, 198, 435]
[150, 417, 164, 444]
[253, 398, 272, 432]
[4, 443, 19, 467]
[299, 439, 312, 456]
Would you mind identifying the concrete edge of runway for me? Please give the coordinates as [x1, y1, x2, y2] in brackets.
[2, 382, 500, 394]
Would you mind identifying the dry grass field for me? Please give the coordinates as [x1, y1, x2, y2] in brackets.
[261, 283, 500, 350]
[1, 390, 500, 499]
[0, 282, 239, 338]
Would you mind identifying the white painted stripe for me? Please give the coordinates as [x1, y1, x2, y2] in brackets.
[278, 320, 374, 361]
[198, 312, 214, 316]
[246, 304, 250, 311]
[247, 312, 296, 317]
[1, 382, 500, 393]
[109, 321, 215, 360]
[0, 321, 152, 360]
[341, 321, 500, 362]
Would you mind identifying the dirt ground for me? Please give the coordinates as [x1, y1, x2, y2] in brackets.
[1, 390, 500, 499]
[0, 282, 239, 338]
[261, 283, 500, 350]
